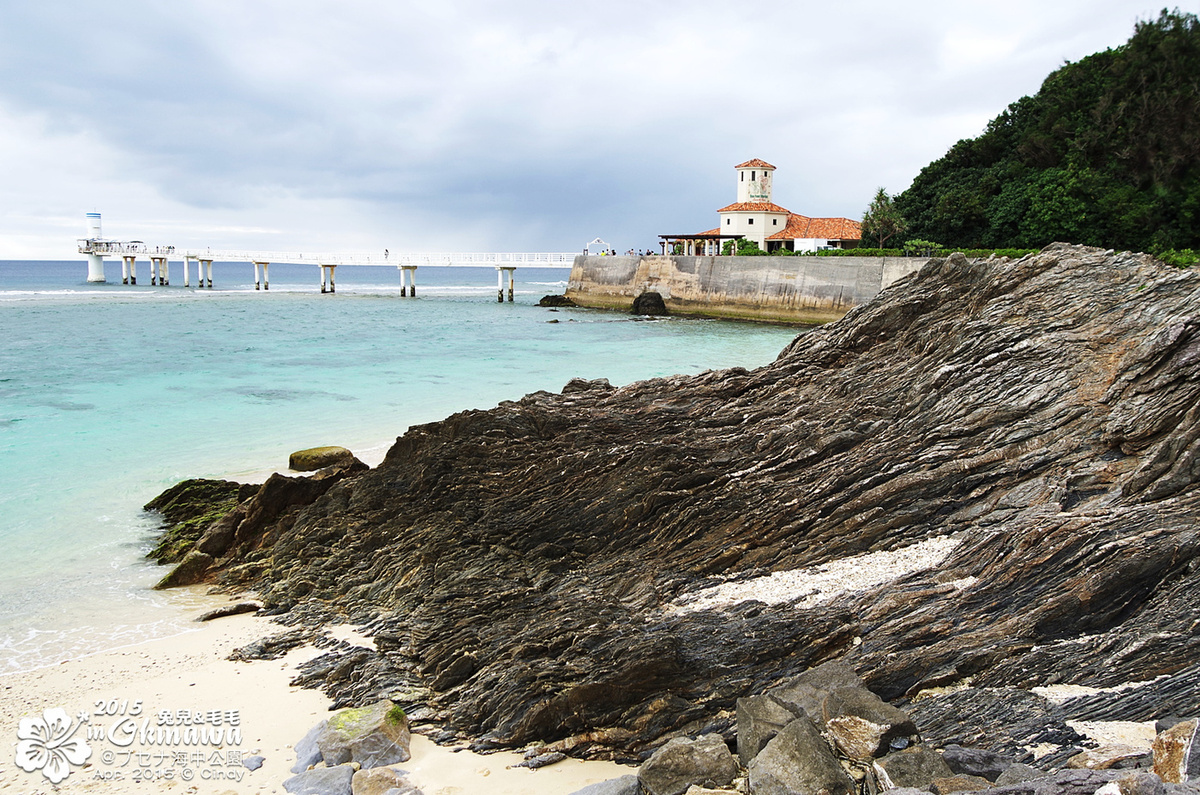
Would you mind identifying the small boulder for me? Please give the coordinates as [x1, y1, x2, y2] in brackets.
[769, 662, 865, 719]
[316, 701, 411, 770]
[1067, 746, 1151, 770]
[874, 745, 954, 791]
[567, 775, 641, 795]
[638, 734, 738, 795]
[737, 694, 800, 765]
[196, 601, 262, 622]
[290, 446, 355, 472]
[931, 774, 992, 794]
[244, 755, 265, 771]
[822, 686, 919, 760]
[941, 745, 1014, 782]
[632, 291, 668, 315]
[538, 294, 576, 307]
[294, 720, 329, 773]
[995, 762, 1046, 785]
[1153, 718, 1200, 784]
[283, 764, 355, 795]
[748, 717, 855, 795]
[1096, 771, 1168, 795]
[351, 766, 413, 795]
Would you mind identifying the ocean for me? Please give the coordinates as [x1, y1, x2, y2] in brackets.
[0, 258, 802, 674]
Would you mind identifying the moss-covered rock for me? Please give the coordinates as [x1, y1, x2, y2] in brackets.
[289, 446, 354, 472]
[153, 550, 215, 589]
[315, 700, 410, 769]
[144, 478, 249, 564]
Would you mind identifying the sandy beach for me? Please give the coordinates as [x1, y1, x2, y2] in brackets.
[0, 592, 629, 795]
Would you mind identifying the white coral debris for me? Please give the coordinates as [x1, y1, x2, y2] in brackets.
[668, 535, 962, 614]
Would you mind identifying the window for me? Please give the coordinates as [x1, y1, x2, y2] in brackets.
[773, 219, 778, 225]
[748, 218, 754, 225]
[751, 171, 756, 181]
[726, 218, 731, 225]
[740, 172, 744, 181]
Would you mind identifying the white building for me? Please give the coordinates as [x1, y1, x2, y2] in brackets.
[661, 159, 861, 255]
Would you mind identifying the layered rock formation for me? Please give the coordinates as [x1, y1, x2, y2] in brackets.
[151, 244, 1200, 763]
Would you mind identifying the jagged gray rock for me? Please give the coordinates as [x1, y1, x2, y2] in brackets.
[637, 733, 737, 795]
[567, 775, 641, 795]
[748, 716, 855, 795]
[876, 745, 955, 791]
[995, 764, 1046, 786]
[293, 720, 329, 773]
[942, 745, 1015, 782]
[737, 694, 800, 766]
[283, 764, 355, 795]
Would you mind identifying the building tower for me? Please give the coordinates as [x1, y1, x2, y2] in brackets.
[85, 212, 106, 283]
[735, 159, 776, 204]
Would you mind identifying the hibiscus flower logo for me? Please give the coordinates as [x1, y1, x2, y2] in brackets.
[15, 708, 92, 783]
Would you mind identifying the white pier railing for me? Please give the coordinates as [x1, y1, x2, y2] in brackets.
[78, 240, 578, 268]
[77, 238, 580, 299]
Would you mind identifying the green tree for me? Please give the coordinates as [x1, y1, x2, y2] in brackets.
[722, 238, 768, 256]
[862, 188, 908, 248]
[896, 9, 1200, 251]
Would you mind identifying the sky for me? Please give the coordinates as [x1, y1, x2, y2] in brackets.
[0, 0, 1181, 259]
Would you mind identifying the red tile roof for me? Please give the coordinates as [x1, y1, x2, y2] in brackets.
[718, 201, 792, 214]
[735, 158, 776, 170]
[767, 213, 862, 241]
[697, 227, 721, 236]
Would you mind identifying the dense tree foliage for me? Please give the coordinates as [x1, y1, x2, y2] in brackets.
[896, 9, 1200, 252]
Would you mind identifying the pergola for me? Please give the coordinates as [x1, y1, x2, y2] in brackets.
[658, 232, 744, 256]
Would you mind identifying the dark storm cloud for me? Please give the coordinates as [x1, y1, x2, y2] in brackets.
[0, 0, 1165, 255]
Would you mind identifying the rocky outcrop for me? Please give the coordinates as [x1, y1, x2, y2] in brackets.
[150, 245, 1200, 762]
[538, 294, 577, 307]
[632, 291, 668, 315]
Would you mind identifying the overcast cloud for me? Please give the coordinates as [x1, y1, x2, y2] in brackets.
[0, 0, 1171, 258]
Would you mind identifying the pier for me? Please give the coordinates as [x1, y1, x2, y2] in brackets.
[77, 215, 576, 300]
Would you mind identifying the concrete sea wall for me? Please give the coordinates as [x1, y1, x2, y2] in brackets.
[565, 255, 928, 324]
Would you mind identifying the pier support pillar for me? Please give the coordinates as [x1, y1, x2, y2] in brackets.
[496, 266, 516, 302]
[183, 257, 191, 287]
[151, 257, 168, 286]
[399, 266, 417, 296]
[253, 261, 262, 291]
[200, 259, 213, 288]
[320, 264, 336, 293]
[252, 262, 270, 290]
[86, 253, 106, 283]
[121, 255, 135, 285]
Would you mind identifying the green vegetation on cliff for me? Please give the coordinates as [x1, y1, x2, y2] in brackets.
[896, 10, 1200, 253]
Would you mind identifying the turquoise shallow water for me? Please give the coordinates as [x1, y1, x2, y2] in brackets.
[0, 259, 802, 673]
